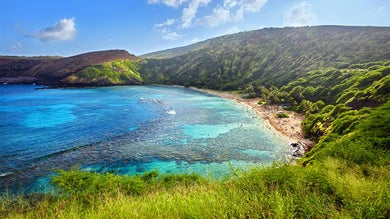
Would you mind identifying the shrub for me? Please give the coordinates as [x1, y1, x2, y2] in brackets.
[276, 112, 289, 118]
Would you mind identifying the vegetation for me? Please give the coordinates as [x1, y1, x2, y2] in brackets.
[276, 112, 289, 118]
[63, 59, 143, 85]
[141, 26, 390, 90]
[230, 61, 390, 141]
[286, 63, 390, 140]
[1, 26, 389, 218]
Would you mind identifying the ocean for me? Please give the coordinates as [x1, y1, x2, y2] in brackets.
[0, 85, 289, 193]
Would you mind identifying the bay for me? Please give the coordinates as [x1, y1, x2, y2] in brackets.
[0, 85, 289, 193]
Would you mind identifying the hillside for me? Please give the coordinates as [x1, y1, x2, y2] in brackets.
[140, 41, 206, 59]
[2, 26, 389, 88]
[0, 50, 142, 86]
[141, 26, 390, 89]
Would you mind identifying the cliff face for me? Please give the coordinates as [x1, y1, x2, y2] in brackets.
[0, 50, 138, 86]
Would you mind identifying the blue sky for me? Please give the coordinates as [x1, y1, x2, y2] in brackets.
[1, 0, 389, 56]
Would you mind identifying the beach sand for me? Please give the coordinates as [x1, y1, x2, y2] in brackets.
[191, 87, 315, 152]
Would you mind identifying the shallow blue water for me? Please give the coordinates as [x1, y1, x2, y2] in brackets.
[0, 85, 289, 193]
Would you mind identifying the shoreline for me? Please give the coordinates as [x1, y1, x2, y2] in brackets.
[190, 87, 315, 153]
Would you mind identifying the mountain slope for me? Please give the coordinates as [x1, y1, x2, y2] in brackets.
[141, 26, 390, 89]
[0, 50, 142, 86]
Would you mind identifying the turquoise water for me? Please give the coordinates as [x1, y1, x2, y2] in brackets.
[0, 85, 289, 193]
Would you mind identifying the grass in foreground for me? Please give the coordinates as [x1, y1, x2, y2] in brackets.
[1, 160, 388, 218]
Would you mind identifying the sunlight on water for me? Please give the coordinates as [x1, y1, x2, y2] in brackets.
[0, 85, 289, 193]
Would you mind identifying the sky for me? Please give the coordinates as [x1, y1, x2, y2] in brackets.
[1, 0, 389, 57]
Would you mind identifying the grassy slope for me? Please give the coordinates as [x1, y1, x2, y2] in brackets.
[62, 59, 143, 86]
[285, 62, 390, 141]
[141, 26, 390, 89]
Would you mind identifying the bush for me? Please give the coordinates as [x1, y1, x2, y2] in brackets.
[51, 169, 147, 197]
[276, 112, 289, 118]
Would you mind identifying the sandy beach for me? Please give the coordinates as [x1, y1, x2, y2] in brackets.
[191, 87, 315, 152]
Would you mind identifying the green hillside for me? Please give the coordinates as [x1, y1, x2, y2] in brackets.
[141, 26, 390, 89]
[62, 59, 143, 86]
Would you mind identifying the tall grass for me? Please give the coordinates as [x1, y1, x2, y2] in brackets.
[1, 157, 388, 219]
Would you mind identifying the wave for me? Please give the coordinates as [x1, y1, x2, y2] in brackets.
[167, 110, 176, 115]
[0, 172, 13, 177]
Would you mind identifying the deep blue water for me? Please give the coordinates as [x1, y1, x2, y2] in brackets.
[0, 85, 289, 193]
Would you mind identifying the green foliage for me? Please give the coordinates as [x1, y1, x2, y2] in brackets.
[276, 112, 289, 118]
[277, 65, 390, 110]
[284, 62, 390, 140]
[301, 103, 353, 140]
[64, 59, 143, 85]
[141, 26, 390, 90]
[303, 100, 390, 165]
[51, 168, 147, 197]
[239, 84, 257, 99]
[2, 157, 388, 218]
[297, 99, 314, 114]
[51, 169, 204, 199]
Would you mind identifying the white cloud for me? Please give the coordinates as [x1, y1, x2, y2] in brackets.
[150, 0, 268, 38]
[233, 0, 267, 20]
[31, 17, 76, 42]
[147, 0, 187, 8]
[162, 31, 183, 40]
[198, 0, 267, 26]
[154, 19, 182, 41]
[181, 0, 211, 28]
[283, 2, 315, 26]
[199, 6, 231, 27]
[155, 19, 176, 28]
[233, 8, 245, 20]
[154, 19, 182, 40]
[240, 0, 267, 13]
[224, 0, 238, 8]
